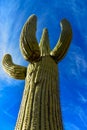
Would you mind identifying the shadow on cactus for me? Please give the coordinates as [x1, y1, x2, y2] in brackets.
[2, 14, 72, 130]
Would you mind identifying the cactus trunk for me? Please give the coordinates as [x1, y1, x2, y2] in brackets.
[15, 56, 63, 130]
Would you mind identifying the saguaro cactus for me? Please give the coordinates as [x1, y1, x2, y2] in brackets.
[2, 14, 72, 130]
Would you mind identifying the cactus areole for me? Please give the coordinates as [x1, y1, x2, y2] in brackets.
[2, 14, 72, 130]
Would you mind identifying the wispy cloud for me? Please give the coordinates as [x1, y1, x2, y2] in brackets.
[0, 0, 29, 84]
[3, 110, 15, 119]
[78, 109, 87, 128]
[60, 44, 87, 87]
[78, 92, 87, 103]
[69, 105, 87, 128]
[64, 122, 80, 130]
[62, 103, 87, 129]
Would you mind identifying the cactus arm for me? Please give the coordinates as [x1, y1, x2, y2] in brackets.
[20, 14, 40, 62]
[50, 19, 72, 63]
[2, 54, 27, 80]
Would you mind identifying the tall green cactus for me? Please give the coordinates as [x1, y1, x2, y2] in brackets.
[2, 14, 72, 130]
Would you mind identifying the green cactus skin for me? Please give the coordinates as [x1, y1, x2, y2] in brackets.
[2, 14, 72, 130]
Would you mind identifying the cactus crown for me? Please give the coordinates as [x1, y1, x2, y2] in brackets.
[20, 14, 72, 63]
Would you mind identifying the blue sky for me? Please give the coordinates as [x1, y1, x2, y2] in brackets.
[0, 0, 87, 130]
